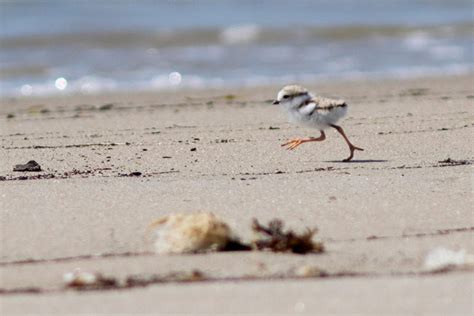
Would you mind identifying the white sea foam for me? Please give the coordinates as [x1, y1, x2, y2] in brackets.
[168, 72, 182, 85]
[76, 76, 117, 94]
[403, 32, 435, 51]
[326, 57, 358, 72]
[20, 84, 33, 96]
[429, 45, 464, 60]
[220, 24, 260, 45]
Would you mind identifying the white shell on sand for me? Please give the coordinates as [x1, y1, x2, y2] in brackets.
[63, 269, 99, 287]
[423, 247, 470, 271]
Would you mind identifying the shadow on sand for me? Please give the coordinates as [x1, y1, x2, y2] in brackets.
[325, 159, 389, 163]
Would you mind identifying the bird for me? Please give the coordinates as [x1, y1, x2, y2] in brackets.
[273, 85, 363, 162]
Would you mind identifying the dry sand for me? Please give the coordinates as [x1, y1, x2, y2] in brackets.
[1, 74, 473, 314]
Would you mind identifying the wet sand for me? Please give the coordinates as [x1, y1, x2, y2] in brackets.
[1, 75, 473, 314]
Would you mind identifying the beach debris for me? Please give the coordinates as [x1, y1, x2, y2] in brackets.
[27, 104, 47, 114]
[148, 213, 240, 254]
[423, 247, 473, 272]
[6, 113, 15, 119]
[99, 103, 114, 111]
[63, 269, 117, 290]
[126, 270, 205, 287]
[251, 219, 324, 254]
[64, 269, 206, 291]
[438, 158, 471, 166]
[13, 160, 42, 172]
[147, 213, 322, 255]
[213, 138, 235, 143]
[401, 88, 429, 96]
[293, 265, 327, 277]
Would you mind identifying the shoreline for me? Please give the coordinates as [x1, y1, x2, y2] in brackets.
[2, 72, 473, 107]
[3, 67, 473, 99]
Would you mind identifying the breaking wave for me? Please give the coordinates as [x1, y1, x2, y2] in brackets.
[1, 23, 472, 50]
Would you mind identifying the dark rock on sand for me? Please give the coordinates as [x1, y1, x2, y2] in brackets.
[13, 160, 42, 172]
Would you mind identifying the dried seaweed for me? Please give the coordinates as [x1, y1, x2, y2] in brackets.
[63, 271, 117, 290]
[251, 219, 324, 254]
[125, 270, 204, 287]
[221, 239, 252, 251]
[438, 158, 471, 166]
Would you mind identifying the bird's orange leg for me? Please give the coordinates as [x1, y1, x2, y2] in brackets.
[281, 131, 326, 150]
[330, 124, 363, 161]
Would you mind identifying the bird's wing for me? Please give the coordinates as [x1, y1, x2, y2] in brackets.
[298, 101, 318, 116]
[311, 96, 347, 111]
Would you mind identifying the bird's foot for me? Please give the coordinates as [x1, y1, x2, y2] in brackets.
[342, 145, 364, 162]
[281, 139, 303, 150]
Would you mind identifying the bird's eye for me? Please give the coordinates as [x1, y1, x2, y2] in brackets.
[282, 95, 289, 99]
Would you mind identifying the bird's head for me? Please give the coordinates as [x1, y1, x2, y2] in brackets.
[272, 85, 312, 109]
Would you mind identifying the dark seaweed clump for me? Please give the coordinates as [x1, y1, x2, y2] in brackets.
[251, 219, 324, 254]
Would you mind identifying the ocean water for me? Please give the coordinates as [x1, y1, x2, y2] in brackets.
[0, 0, 472, 96]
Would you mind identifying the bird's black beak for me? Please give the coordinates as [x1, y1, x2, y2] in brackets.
[272, 100, 279, 105]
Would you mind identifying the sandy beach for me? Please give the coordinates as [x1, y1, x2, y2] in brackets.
[1, 74, 473, 314]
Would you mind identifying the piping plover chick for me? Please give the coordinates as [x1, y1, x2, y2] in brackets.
[273, 85, 363, 162]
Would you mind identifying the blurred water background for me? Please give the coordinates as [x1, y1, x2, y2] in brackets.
[0, 0, 472, 96]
